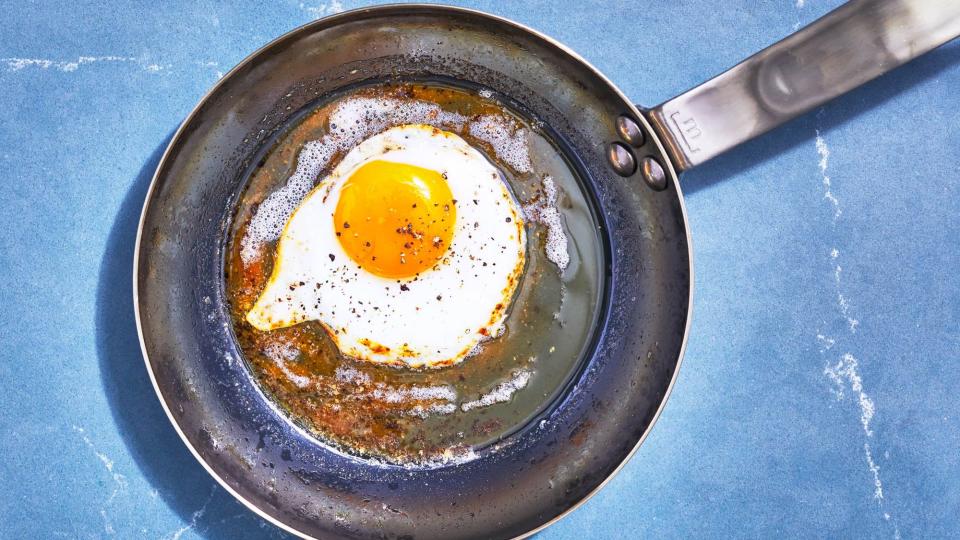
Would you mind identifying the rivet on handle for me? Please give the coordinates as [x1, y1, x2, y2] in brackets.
[639, 156, 667, 191]
[607, 142, 636, 176]
[615, 115, 645, 147]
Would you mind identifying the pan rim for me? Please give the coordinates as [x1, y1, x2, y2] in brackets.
[132, 4, 695, 539]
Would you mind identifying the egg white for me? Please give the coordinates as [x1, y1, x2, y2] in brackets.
[247, 124, 526, 368]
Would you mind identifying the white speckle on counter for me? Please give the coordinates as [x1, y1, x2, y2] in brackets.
[815, 333, 835, 350]
[72, 425, 131, 536]
[830, 250, 859, 332]
[823, 352, 891, 508]
[164, 485, 217, 540]
[196, 60, 222, 79]
[72, 425, 127, 503]
[0, 56, 164, 72]
[813, 123, 900, 538]
[299, 0, 344, 19]
[2, 56, 129, 71]
[0, 56, 227, 79]
[824, 354, 875, 436]
[100, 509, 115, 535]
[816, 131, 842, 220]
[864, 442, 883, 499]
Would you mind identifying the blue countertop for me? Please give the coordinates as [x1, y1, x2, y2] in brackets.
[2, 1, 958, 538]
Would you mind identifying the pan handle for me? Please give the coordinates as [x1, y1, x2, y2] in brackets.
[646, 0, 960, 172]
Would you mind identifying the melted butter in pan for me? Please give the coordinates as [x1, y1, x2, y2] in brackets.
[226, 82, 604, 465]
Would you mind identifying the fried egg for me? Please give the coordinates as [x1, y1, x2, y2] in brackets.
[246, 124, 526, 368]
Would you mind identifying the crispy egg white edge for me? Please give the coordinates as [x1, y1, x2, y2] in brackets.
[247, 125, 526, 368]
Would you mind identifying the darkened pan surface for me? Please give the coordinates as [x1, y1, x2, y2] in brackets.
[135, 5, 691, 539]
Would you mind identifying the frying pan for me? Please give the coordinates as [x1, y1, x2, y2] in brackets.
[135, 1, 960, 538]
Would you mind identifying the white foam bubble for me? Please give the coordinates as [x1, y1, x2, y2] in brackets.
[264, 343, 311, 388]
[275, 358, 312, 388]
[468, 114, 532, 173]
[334, 365, 371, 384]
[404, 403, 458, 418]
[370, 384, 457, 404]
[264, 342, 297, 361]
[409, 446, 479, 468]
[460, 370, 532, 412]
[240, 96, 468, 264]
[523, 176, 570, 270]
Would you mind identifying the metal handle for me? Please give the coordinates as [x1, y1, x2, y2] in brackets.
[647, 0, 960, 172]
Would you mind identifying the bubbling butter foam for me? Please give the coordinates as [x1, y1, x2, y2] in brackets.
[523, 176, 570, 270]
[240, 96, 536, 264]
[370, 385, 457, 404]
[334, 365, 458, 418]
[469, 114, 532, 173]
[264, 342, 311, 388]
[460, 369, 532, 412]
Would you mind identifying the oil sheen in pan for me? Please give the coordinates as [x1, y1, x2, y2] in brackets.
[225, 81, 607, 465]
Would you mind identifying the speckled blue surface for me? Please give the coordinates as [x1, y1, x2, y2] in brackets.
[2, 1, 959, 538]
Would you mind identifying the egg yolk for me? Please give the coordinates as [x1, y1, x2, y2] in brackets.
[333, 160, 456, 279]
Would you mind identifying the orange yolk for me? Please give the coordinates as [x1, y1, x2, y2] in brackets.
[333, 160, 456, 279]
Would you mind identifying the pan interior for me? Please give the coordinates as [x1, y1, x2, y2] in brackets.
[224, 79, 608, 465]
